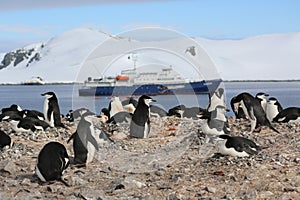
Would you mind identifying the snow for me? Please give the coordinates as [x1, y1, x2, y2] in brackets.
[0, 28, 299, 84]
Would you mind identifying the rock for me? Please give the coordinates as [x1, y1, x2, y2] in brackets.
[77, 187, 106, 200]
[21, 178, 31, 186]
[205, 186, 216, 194]
[2, 160, 17, 175]
[259, 191, 274, 198]
[71, 176, 88, 186]
[168, 191, 184, 200]
[124, 177, 146, 189]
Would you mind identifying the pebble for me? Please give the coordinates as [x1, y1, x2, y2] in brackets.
[2, 160, 17, 175]
[205, 186, 216, 194]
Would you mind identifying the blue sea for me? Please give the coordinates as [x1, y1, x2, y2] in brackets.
[0, 82, 299, 117]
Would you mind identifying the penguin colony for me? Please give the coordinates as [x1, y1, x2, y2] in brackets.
[0, 87, 299, 187]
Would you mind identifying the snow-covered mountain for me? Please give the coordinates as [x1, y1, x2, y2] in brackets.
[0, 28, 299, 84]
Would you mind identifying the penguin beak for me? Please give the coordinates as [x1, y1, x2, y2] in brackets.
[151, 99, 156, 102]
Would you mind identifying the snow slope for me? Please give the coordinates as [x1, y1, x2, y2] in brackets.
[0, 28, 299, 84]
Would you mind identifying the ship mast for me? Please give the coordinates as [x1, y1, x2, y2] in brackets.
[128, 53, 138, 71]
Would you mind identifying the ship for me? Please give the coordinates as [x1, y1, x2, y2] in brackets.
[21, 76, 45, 85]
[78, 67, 221, 96]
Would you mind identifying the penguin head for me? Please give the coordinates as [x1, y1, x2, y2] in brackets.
[41, 92, 56, 99]
[11, 104, 22, 112]
[267, 97, 277, 105]
[82, 110, 98, 123]
[197, 109, 210, 119]
[255, 92, 269, 101]
[139, 95, 156, 106]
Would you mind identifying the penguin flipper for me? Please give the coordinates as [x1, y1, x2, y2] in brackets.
[87, 132, 99, 151]
[67, 132, 76, 143]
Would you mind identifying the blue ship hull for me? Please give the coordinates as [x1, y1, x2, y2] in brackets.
[78, 79, 222, 96]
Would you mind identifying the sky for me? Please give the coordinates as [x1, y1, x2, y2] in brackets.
[0, 0, 300, 52]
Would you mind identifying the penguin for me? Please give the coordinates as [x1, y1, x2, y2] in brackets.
[255, 92, 269, 112]
[21, 109, 45, 121]
[198, 106, 230, 141]
[1, 104, 22, 113]
[106, 111, 132, 124]
[266, 97, 283, 123]
[67, 111, 99, 165]
[108, 96, 124, 118]
[6, 116, 50, 133]
[216, 134, 262, 157]
[169, 105, 204, 119]
[168, 104, 186, 118]
[129, 95, 156, 138]
[122, 97, 138, 114]
[230, 96, 246, 119]
[35, 141, 70, 185]
[0, 130, 13, 149]
[273, 107, 300, 123]
[233, 92, 279, 133]
[41, 92, 63, 127]
[207, 88, 227, 112]
[0, 110, 23, 122]
[65, 110, 74, 122]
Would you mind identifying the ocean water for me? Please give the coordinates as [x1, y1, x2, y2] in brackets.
[0, 82, 299, 117]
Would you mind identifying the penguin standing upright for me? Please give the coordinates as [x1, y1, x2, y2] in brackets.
[35, 142, 69, 185]
[41, 92, 63, 127]
[255, 92, 269, 112]
[67, 111, 99, 165]
[129, 95, 156, 138]
[108, 96, 124, 117]
[266, 97, 283, 122]
[207, 88, 227, 112]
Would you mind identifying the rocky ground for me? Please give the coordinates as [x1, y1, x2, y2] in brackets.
[0, 116, 300, 200]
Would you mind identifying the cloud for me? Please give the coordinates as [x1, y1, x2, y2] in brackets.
[0, 0, 175, 11]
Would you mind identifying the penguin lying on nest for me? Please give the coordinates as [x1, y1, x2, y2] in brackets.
[216, 134, 262, 157]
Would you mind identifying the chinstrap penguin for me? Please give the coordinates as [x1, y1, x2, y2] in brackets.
[273, 107, 300, 123]
[198, 106, 230, 142]
[108, 96, 124, 118]
[4, 116, 50, 133]
[255, 92, 269, 112]
[35, 142, 70, 185]
[67, 111, 99, 165]
[129, 95, 156, 138]
[216, 134, 262, 157]
[207, 88, 227, 112]
[41, 92, 64, 127]
[233, 92, 279, 133]
[266, 97, 283, 123]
